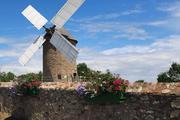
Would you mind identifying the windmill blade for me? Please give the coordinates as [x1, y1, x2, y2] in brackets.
[50, 31, 78, 63]
[22, 5, 48, 30]
[51, 0, 85, 28]
[19, 36, 45, 66]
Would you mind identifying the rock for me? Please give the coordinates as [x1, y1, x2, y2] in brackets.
[171, 100, 180, 109]
[153, 101, 159, 105]
[84, 106, 89, 111]
[141, 95, 149, 101]
[170, 110, 180, 118]
[146, 110, 154, 114]
[162, 89, 171, 93]
[145, 115, 154, 120]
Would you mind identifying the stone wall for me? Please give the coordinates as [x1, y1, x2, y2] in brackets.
[0, 82, 179, 120]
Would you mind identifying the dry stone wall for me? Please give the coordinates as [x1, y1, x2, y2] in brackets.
[0, 82, 179, 120]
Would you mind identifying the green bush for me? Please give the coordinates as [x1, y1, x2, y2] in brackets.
[77, 63, 117, 83]
[157, 63, 180, 82]
[0, 72, 15, 82]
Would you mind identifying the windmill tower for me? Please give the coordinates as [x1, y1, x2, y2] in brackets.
[43, 28, 78, 81]
[18, 0, 85, 82]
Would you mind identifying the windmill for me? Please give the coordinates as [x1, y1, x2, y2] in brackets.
[19, 0, 85, 82]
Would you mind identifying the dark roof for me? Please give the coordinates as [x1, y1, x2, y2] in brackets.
[57, 27, 76, 40]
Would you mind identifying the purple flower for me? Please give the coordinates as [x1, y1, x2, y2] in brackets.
[9, 87, 17, 95]
[76, 85, 86, 96]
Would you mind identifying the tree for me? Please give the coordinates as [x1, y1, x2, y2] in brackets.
[77, 63, 92, 81]
[0, 72, 15, 82]
[6, 72, 15, 81]
[18, 72, 42, 81]
[157, 63, 180, 82]
[77, 63, 116, 82]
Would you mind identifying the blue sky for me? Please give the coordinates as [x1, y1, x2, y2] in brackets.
[0, 0, 180, 82]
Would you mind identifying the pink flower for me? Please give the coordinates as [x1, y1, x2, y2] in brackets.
[114, 86, 121, 91]
[124, 80, 129, 86]
[113, 79, 122, 85]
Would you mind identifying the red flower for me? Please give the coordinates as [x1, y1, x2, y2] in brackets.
[25, 83, 32, 88]
[31, 81, 41, 86]
[113, 79, 122, 85]
[114, 86, 121, 91]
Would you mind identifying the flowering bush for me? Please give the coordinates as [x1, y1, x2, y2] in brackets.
[10, 80, 41, 96]
[76, 79, 129, 103]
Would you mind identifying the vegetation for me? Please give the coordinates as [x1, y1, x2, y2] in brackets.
[77, 63, 118, 83]
[17, 72, 42, 81]
[1, 62, 180, 83]
[0, 71, 42, 82]
[157, 62, 180, 82]
[0, 72, 15, 82]
[77, 79, 129, 103]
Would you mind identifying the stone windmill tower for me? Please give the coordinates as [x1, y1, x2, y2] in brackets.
[43, 28, 78, 81]
[18, 0, 85, 82]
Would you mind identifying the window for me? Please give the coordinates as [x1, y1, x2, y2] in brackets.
[58, 74, 61, 79]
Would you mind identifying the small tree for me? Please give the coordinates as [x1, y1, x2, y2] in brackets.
[157, 63, 180, 82]
[77, 63, 117, 82]
[0, 72, 15, 82]
[77, 63, 92, 81]
[18, 72, 42, 81]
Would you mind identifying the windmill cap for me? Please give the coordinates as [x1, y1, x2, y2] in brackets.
[57, 27, 78, 45]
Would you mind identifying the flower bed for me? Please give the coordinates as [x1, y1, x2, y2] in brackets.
[77, 79, 129, 104]
[10, 80, 41, 96]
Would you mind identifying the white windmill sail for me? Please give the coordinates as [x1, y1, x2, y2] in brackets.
[22, 5, 48, 30]
[19, 36, 45, 65]
[51, 0, 85, 28]
[50, 31, 78, 63]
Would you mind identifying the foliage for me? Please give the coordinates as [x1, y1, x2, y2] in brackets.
[157, 62, 180, 82]
[10, 80, 41, 96]
[76, 79, 129, 104]
[18, 72, 42, 82]
[77, 63, 117, 83]
[135, 80, 144, 83]
[0, 72, 15, 82]
[77, 63, 92, 80]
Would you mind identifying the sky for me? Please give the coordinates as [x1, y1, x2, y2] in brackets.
[0, 0, 180, 82]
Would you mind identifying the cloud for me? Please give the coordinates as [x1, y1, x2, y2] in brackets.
[78, 35, 180, 82]
[113, 26, 150, 40]
[0, 52, 42, 75]
[72, 20, 151, 40]
[71, 8, 143, 23]
[0, 36, 42, 75]
[146, 20, 168, 26]
[121, 9, 143, 15]
[150, 1, 180, 32]
[158, 1, 180, 18]
[0, 37, 14, 45]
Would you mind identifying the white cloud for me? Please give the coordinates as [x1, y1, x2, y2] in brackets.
[78, 35, 180, 82]
[0, 53, 42, 75]
[0, 36, 42, 75]
[121, 9, 143, 15]
[71, 9, 143, 23]
[113, 26, 150, 40]
[0, 37, 13, 44]
[146, 20, 168, 26]
[151, 1, 180, 31]
[158, 2, 180, 18]
[77, 21, 150, 40]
